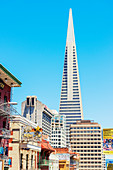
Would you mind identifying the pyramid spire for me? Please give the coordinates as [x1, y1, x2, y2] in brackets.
[59, 9, 83, 147]
[66, 8, 75, 44]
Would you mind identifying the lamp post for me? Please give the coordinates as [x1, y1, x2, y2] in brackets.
[0, 102, 17, 107]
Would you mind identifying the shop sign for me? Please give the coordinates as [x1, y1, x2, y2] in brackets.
[21, 126, 42, 141]
[103, 129, 113, 154]
[57, 153, 70, 161]
[0, 79, 5, 90]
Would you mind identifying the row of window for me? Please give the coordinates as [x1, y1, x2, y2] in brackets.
[51, 142, 61, 145]
[73, 150, 101, 153]
[60, 104, 80, 106]
[59, 114, 81, 117]
[60, 107, 80, 109]
[20, 154, 33, 170]
[70, 127, 100, 129]
[80, 162, 102, 164]
[80, 157, 101, 160]
[79, 166, 101, 169]
[51, 139, 62, 141]
[42, 112, 51, 124]
[60, 101, 80, 103]
[71, 145, 101, 148]
[71, 137, 101, 140]
[78, 153, 102, 156]
[71, 142, 101, 144]
[70, 134, 100, 137]
[70, 130, 100, 133]
[65, 54, 76, 57]
[60, 109, 81, 112]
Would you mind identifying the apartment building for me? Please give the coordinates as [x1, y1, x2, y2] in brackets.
[21, 96, 53, 141]
[51, 110, 66, 148]
[70, 120, 102, 170]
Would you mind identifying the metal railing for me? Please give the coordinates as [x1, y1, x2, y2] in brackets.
[40, 159, 50, 166]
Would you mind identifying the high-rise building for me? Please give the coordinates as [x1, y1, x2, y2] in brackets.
[70, 120, 102, 170]
[21, 96, 53, 141]
[59, 8, 83, 146]
[51, 110, 66, 148]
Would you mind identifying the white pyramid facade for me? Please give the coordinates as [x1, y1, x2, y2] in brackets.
[59, 9, 83, 146]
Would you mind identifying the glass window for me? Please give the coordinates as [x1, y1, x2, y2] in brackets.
[31, 155, 33, 169]
[26, 154, 28, 170]
[20, 154, 23, 169]
[31, 98, 34, 105]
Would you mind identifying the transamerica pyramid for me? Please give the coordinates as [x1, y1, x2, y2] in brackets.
[59, 8, 83, 146]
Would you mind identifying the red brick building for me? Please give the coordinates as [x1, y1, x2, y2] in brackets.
[0, 64, 21, 169]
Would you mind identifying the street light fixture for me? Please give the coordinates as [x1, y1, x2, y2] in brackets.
[0, 102, 17, 107]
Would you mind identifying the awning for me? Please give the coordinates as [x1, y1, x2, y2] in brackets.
[20, 143, 41, 152]
[41, 139, 55, 152]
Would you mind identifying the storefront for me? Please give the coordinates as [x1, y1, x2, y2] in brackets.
[49, 153, 59, 170]
[38, 136, 55, 170]
[9, 115, 41, 170]
[55, 148, 80, 170]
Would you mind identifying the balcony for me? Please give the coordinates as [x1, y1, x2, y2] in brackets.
[40, 159, 50, 166]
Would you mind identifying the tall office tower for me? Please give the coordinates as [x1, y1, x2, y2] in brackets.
[59, 8, 83, 146]
[51, 110, 66, 148]
[21, 96, 53, 141]
[70, 120, 102, 170]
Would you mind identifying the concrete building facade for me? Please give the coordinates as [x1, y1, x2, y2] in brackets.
[51, 111, 66, 148]
[59, 8, 83, 146]
[21, 96, 53, 141]
[70, 120, 102, 170]
[9, 115, 41, 170]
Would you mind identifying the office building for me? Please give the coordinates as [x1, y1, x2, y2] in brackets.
[70, 120, 102, 170]
[21, 96, 53, 141]
[51, 110, 66, 148]
[59, 8, 83, 146]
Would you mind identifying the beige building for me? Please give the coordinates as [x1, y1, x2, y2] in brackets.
[21, 96, 53, 141]
[70, 120, 102, 170]
[9, 115, 41, 170]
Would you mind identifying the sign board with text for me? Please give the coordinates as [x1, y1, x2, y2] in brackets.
[103, 129, 113, 155]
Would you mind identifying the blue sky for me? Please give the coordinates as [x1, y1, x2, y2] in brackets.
[0, 0, 113, 128]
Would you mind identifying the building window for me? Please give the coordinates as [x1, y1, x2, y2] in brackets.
[3, 121, 6, 128]
[26, 154, 28, 170]
[31, 155, 33, 169]
[31, 98, 34, 105]
[4, 96, 7, 110]
[27, 98, 30, 105]
[20, 154, 23, 169]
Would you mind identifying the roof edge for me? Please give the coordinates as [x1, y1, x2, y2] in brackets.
[0, 64, 22, 86]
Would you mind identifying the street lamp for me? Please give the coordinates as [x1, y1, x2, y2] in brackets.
[0, 102, 17, 107]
